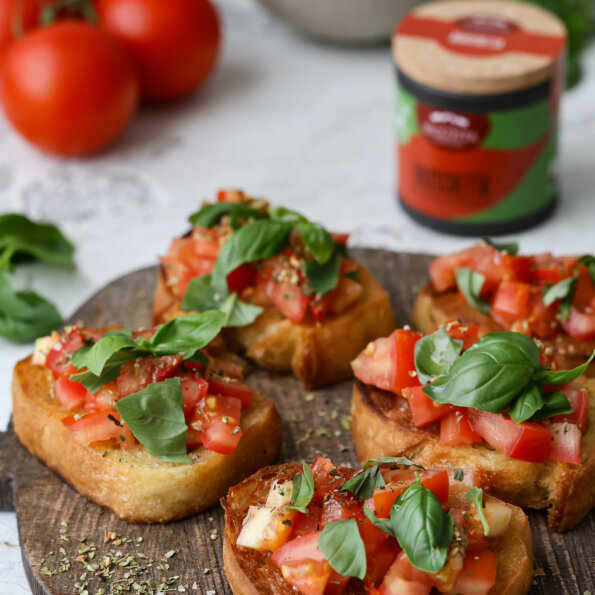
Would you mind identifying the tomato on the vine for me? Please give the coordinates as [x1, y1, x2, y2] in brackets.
[0, 21, 139, 155]
[96, 0, 221, 102]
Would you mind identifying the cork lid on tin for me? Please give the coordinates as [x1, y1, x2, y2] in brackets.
[393, 0, 567, 95]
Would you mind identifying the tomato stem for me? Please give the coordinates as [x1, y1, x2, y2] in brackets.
[40, 0, 97, 26]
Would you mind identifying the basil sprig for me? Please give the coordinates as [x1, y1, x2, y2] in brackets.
[455, 268, 490, 314]
[465, 487, 490, 536]
[318, 519, 367, 580]
[542, 277, 576, 321]
[116, 377, 191, 464]
[390, 481, 454, 573]
[188, 202, 267, 229]
[70, 311, 225, 393]
[530, 390, 573, 421]
[533, 351, 594, 385]
[414, 327, 463, 384]
[481, 237, 519, 255]
[287, 463, 315, 513]
[509, 383, 545, 423]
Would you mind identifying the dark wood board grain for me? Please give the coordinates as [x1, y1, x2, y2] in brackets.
[0, 248, 593, 595]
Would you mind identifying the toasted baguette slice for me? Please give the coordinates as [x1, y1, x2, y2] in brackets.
[351, 377, 595, 532]
[222, 463, 533, 595]
[12, 356, 282, 523]
[154, 262, 396, 389]
[412, 283, 595, 376]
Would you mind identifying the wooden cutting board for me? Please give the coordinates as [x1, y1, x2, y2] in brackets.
[0, 249, 593, 595]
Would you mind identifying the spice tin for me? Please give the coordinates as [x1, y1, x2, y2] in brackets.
[393, 0, 567, 235]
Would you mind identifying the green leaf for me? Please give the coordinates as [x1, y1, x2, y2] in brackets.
[295, 222, 335, 264]
[414, 327, 464, 384]
[530, 390, 573, 421]
[542, 277, 577, 322]
[362, 457, 425, 470]
[363, 505, 396, 538]
[533, 351, 594, 386]
[465, 487, 490, 536]
[188, 203, 267, 229]
[72, 333, 137, 375]
[269, 206, 308, 224]
[390, 481, 453, 573]
[424, 332, 539, 413]
[0, 275, 62, 342]
[578, 254, 595, 285]
[287, 463, 315, 513]
[0, 214, 75, 271]
[70, 365, 123, 394]
[318, 519, 367, 580]
[481, 237, 519, 255]
[340, 465, 384, 501]
[116, 377, 191, 464]
[219, 293, 263, 327]
[509, 383, 544, 423]
[305, 251, 341, 296]
[455, 268, 490, 314]
[182, 274, 226, 312]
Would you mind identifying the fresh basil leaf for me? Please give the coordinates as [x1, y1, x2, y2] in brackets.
[287, 463, 315, 513]
[533, 351, 594, 386]
[363, 505, 396, 538]
[305, 251, 341, 296]
[390, 481, 453, 573]
[509, 383, 544, 423]
[70, 365, 122, 394]
[425, 332, 539, 413]
[212, 220, 291, 289]
[542, 277, 576, 308]
[362, 457, 425, 470]
[142, 311, 226, 359]
[578, 254, 595, 285]
[465, 487, 490, 536]
[530, 390, 573, 421]
[182, 274, 226, 312]
[0, 275, 62, 342]
[116, 377, 191, 464]
[188, 203, 267, 229]
[219, 293, 263, 327]
[414, 327, 463, 384]
[481, 237, 519, 255]
[296, 222, 335, 264]
[0, 214, 75, 271]
[318, 519, 367, 580]
[72, 333, 137, 375]
[340, 465, 384, 500]
[269, 206, 308, 224]
[455, 268, 490, 314]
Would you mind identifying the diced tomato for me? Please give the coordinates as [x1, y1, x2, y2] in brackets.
[331, 233, 350, 245]
[226, 263, 257, 294]
[180, 376, 209, 419]
[548, 422, 582, 465]
[84, 382, 118, 413]
[309, 291, 334, 324]
[445, 321, 480, 350]
[445, 549, 497, 595]
[468, 411, 552, 463]
[378, 551, 432, 595]
[267, 276, 309, 323]
[190, 227, 221, 259]
[449, 508, 489, 551]
[320, 493, 360, 527]
[290, 503, 322, 539]
[205, 356, 245, 380]
[116, 355, 182, 397]
[553, 388, 589, 432]
[365, 539, 401, 588]
[440, 411, 482, 446]
[271, 532, 332, 595]
[54, 377, 90, 410]
[62, 409, 134, 448]
[186, 427, 203, 449]
[207, 377, 252, 411]
[528, 254, 577, 285]
[311, 456, 347, 505]
[189, 395, 243, 455]
[352, 329, 422, 395]
[372, 470, 449, 518]
[525, 289, 559, 339]
[560, 270, 595, 340]
[325, 571, 350, 595]
[490, 281, 531, 329]
[45, 328, 88, 378]
[403, 385, 453, 427]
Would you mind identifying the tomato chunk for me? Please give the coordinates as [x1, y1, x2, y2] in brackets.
[310, 456, 347, 504]
[490, 281, 531, 329]
[378, 551, 432, 595]
[116, 355, 182, 397]
[206, 377, 252, 410]
[226, 263, 257, 294]
[62, 409, 134, 447]
[548, 422, 582, 465]
[444, 321, 480, 350]
[440, 411, 482, 446]
[45, 328, 88, 378]
[553, 388, 589, 433]
[403, 385, 453, 427]
[445, 549, 497, 595]
[54, 377, 90, 410]
[180, 376, 209, 419]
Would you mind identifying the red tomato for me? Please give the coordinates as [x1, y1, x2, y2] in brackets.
[440, 411, 482, 446]
[548, 422, 582, 465]
[378, 551, 432, 595]
[365, 540, 401, 588]
[84, 382, 118, 413]
[189, 395, 243, 455]
[446, 549, 497, 595]
[116, 355, 182, 397]
[1, 22, 138, 155]
[62, 409, 134, 447]
[54, 377, 90, 410]
[352, 329, 421, 395]
[560, 271, 595, 340]
[444, 321, 480, 350]
[45, 328, 87, 378]
[205, 356, 245, 380]
[403, 385, 453, 427]
[290, 503, 322, 539]
[180, 376, 208, 418]
[553, 388, 589, 432]
[226, 263, 257, 294]
[97, 0, 220, 102]
[310, 456, 348, 504]
[207, 377, 252, 411]
[268, 276, 309, 324]
[449, 508, 489, 551]
[468, 411, 552, 463]
[525, 289, 559, 339]
[270, 532, 332, 595]
[528, 254, 577, 285]
[490, 281, 531, 329]
[0, 0, 38, 54]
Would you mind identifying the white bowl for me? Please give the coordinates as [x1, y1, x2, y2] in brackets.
[257, 0, 422, 44]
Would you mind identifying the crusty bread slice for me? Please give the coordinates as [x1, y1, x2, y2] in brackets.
[12, 356, 282, 523]
[412, 283, 595, 376]
[153, 263, 396, 389]
[351, 377, 595, 532]
[221, 464, 533, 595]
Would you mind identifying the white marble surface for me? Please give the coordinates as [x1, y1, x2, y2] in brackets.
[1, 0, 595, 591]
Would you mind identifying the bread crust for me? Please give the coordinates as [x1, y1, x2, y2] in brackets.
[12, 356, 282, 523]
[412, 283, 595, 376]
[153, 262, 396, 389]
[222, 463, 533, 595]
[351, 378, 595, 532]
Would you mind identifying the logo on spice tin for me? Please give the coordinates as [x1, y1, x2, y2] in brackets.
[417, 104, 490, 150]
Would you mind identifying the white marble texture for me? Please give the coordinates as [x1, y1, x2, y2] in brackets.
[1, 0, 595, 591]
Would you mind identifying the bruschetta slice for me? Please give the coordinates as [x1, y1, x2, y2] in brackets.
[153, 190, 396, 388]
[12, 311, 282, 522]
[350, 322, 595, 531]
[222, 458, 533, 595]
[412, 241, 595, 375]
